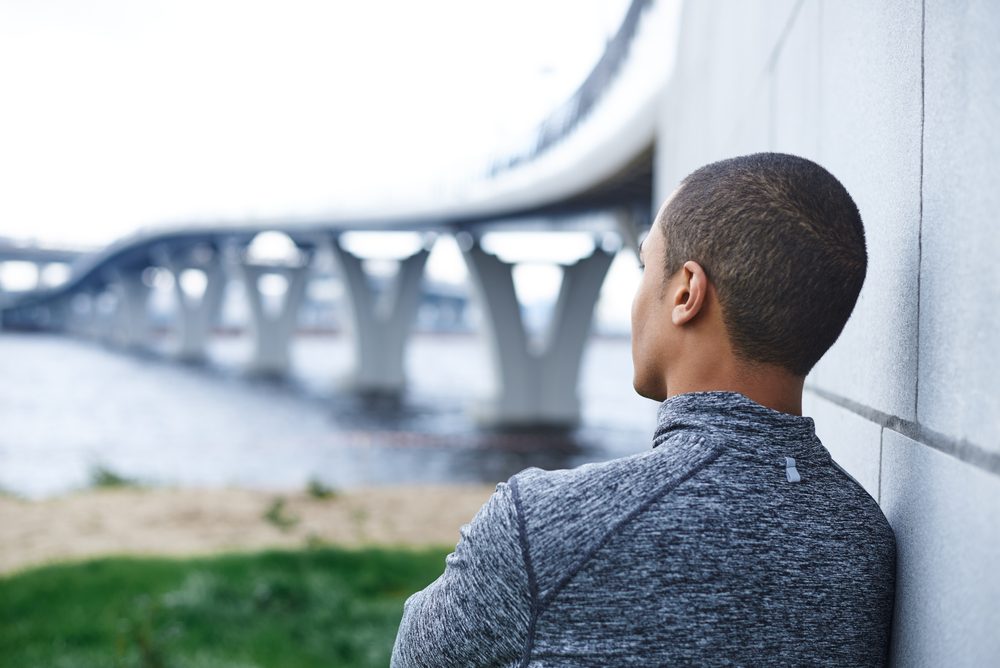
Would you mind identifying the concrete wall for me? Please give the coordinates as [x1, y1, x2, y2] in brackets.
[655, 1, 999, 664]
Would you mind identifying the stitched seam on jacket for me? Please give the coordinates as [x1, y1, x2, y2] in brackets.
[509, 476, 539, 668]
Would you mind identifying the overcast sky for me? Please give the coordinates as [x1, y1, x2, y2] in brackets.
[0, 0, 631, 246]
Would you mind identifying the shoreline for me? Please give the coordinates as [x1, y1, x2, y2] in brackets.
[0, 483, 496, 576]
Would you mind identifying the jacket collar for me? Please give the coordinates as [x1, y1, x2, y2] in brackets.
[653, 391, 826, 460]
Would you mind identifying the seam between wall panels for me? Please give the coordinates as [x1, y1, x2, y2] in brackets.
[730, 0, 804, 152]
[766, 0, 806, 73]
[768, 67, 776, 150]
[817, 0, 823, 158]
[770, 0, 805, 150]
[878, 426, 885, 506]
[914, 0, 926, 423]
[804, 384, 1000, 476]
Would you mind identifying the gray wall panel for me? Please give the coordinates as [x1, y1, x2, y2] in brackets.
[811, 0, 922, 419]
[918, 0, 1000, 451]
[881, 431, 1000, 666]
[771, 0, 822, 160]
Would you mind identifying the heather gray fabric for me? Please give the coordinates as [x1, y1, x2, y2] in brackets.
[392, 391, 896, 667]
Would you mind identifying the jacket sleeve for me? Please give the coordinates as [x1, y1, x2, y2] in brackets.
[391, 481, 532, 667]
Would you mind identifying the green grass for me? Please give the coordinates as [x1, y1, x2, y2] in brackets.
[89, 464, 141, 489]
[261, 497, 299, 532]
[0, 546, 449, 668]
[305, 477, 338, 500]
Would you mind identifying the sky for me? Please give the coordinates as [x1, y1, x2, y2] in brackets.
[0, 0, 642, 318]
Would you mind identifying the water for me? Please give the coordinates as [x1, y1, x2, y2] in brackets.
[0, 331, 659, 498]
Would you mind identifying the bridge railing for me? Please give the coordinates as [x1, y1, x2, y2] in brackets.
[487, 0, 653, 176]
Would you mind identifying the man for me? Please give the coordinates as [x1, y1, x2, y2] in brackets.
[392, 153, 896, 666]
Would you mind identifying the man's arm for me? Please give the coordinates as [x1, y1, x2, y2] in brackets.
[391, 481, 532, 667]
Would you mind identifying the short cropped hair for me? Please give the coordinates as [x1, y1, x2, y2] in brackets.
[659, 152, 867, 376]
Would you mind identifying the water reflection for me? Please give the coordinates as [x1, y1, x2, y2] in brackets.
[0, 332, 658, 498]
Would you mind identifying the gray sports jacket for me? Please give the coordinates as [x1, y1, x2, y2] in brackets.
[392, 391, 896, 666]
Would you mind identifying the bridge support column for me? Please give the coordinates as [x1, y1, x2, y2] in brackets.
[64, 298, 82, 336]
[92, 289, 118, 345]
[166, 254, 227, 362]
[69, 290, 102, 341]
[238, 260, 310, 376]
[328, 237, 431, 394]
[67, 291, 96, 339]
[47, 297, 70, 333]
[614, 206, 647, 260]
[112, 270, 152, 349]
[462, 239, 615, 427]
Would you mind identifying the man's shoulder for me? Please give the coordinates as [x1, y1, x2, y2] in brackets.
[511, 430, 711, 507]
[512, 447, 658, 498]
[505, 432, 715, 594]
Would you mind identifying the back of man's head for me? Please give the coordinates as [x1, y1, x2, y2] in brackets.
[660, 152, 866, 377]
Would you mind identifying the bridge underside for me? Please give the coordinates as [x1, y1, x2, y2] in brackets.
[2, 143, 653, 428]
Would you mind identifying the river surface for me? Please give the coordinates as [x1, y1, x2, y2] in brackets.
[0, 331, 659, 498]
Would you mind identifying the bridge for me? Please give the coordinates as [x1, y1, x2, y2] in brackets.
[0, 0, 673, 428]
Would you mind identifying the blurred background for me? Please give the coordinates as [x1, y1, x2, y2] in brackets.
[1, 0, 998, 666]
[0, 0, 664, 501]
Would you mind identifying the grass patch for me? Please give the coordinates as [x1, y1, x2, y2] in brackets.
[305, 477, 338, 500]
[89, 464, 140, 489]
[0, 546, 449, 668]
[262, 497, 299, 532]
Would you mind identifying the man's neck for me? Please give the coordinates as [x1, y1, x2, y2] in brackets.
[666, 364, 805, 416]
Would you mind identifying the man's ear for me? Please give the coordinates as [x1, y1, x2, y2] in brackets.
[670, 260, 709, 326]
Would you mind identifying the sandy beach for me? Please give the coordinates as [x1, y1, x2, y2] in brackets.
[0, 484, 496, 575]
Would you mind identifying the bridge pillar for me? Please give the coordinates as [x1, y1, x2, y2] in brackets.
[47, 297, 70, 332]
[614, 206, 647, 260]
[66, 291, 95, 339]
[92, 288, 118, 345]
[461, 239, 615, 427]
[164, 252, 227, 362]
[111, 270, 152, 349]
[328, 236, 432, 394]
[81, 294, 103, 340]
[238, 257, 311, 376]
